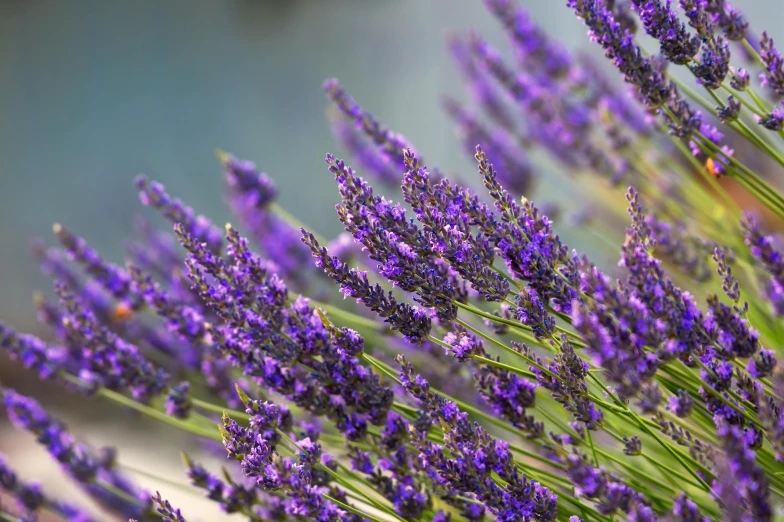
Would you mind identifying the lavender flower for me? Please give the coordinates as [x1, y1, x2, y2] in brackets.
[629, 0, 701, 64]
[184, 454, 259, 515]
[221, 153, 312, 285]
[0, 454, 94, 521]
[324, 78, 433, 181]
[54, 281, 170, 401]
[398, 355, 559, 521]
[323, 153, 467, 322]
[303, 229, 432, 343]
[442, 96, 534, 195]
[760, 32, 784, 98]
[741, 212, 784, 315]
[151, 492, 186, 522]
[401, 149, 510, 302]
[135, 176, 223, 254]
[2, 389, 150, 519]
[570, 0, 675, 108]
[713, 422, 772, 520]
[53, 223, 140, 308]
[705, 0, 749, 41]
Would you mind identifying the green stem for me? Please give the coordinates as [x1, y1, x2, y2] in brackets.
[324, 495, 394, 522]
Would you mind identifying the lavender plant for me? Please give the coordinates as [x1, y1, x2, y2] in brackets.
[4, 1, 784, 521]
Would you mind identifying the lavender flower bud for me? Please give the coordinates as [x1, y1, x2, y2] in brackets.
[717, 95, 741, 123]
[668, 390, 695, 418]
[741, 213, 784, 316]
[151, 492, 186, 522]
[164, 381, 192, 419]
[622, 435, 642, 456]
[629, 0, 701, 65]
[135, 176, 223, 254]
[729, 67, 750, 90]
[760, 32, 784, 99]
[303, 229, 431, 344]
[757, 103, 784, 131]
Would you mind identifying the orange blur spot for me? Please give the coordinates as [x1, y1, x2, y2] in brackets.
[706, 158, 719, 178]
[114, 302, 133, 320]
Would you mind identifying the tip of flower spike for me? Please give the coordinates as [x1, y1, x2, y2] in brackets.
[180, 451, 193, 468]
[322, 78, 339, 91]
[52, 223, 62, 234]
[215, 149, 230, 163]
[134, 174, 149, 189]
[225, 222, 232, 233]
[315, 308, 332, 329]
[234, 384, 251, 406]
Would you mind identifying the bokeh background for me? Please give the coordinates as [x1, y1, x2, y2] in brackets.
[0, 0, 781, 519]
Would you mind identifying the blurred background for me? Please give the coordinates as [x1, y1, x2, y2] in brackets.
[0, 0, 781, 519]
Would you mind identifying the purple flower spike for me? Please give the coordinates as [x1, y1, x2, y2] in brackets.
[630, 0, 701, 64]
[760, 32, 784, 99]
[136, 176, 223, 255]
[3, 389, 149, 519]
[742, 213, 784, 316]
[398, 355, 559, 522]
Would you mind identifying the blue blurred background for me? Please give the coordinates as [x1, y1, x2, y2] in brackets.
[0, 0, 781, 329]
[0, 0, 781, 518]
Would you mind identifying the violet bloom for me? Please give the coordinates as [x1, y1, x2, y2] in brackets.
[619, 189, 706, 361]
[668, 390, 695, 418]
[126, 216, 184, 289]
[54, 281, 170, 402]
[629, 0, 701, 64]
[184, 455, 260, 515]
[180, 223, 394, 438]
[325, 153, 467, 323]
[741, 212, 784, 315]
[484, 0, 571, 78]
[53, 224, 140, 308]
[471, 37, 623, 182]
[647, 216, 720, 282]
[303, 229, 432, 343]
[347, 410, 437, 520]
[476, 146, 579, 326]
[135, 176, 223, 254]
[525, 335, 604, 430]
[678, 0, 732, 89]
[221, 154, 311, 286]
[567, 452, 657, 519]
[442, 325, 545, 437]
[398, 355, 559, 521]
[760, 32, 784, 99]
[324, 78, 440, 182]
[222, 408, 351, 522]
[713, 422, 772, 521]
[757, 103, 784, 131]
[0, 323, 72, 384]
[442, 96, 534, 196]
[2, 389, 151, 520]
[0, 453, 94, 521]
[151, 492, 186, 522]
[328, 113, 402, 187]
[670, 492, 710, 522]
[570, 0, 672, 107]
[401, 149, 510, 302]
[705, 0, 749, 41]
[447, 35, 518, 134]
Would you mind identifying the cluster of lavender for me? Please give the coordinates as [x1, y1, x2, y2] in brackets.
[3, 1, 784, 521]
